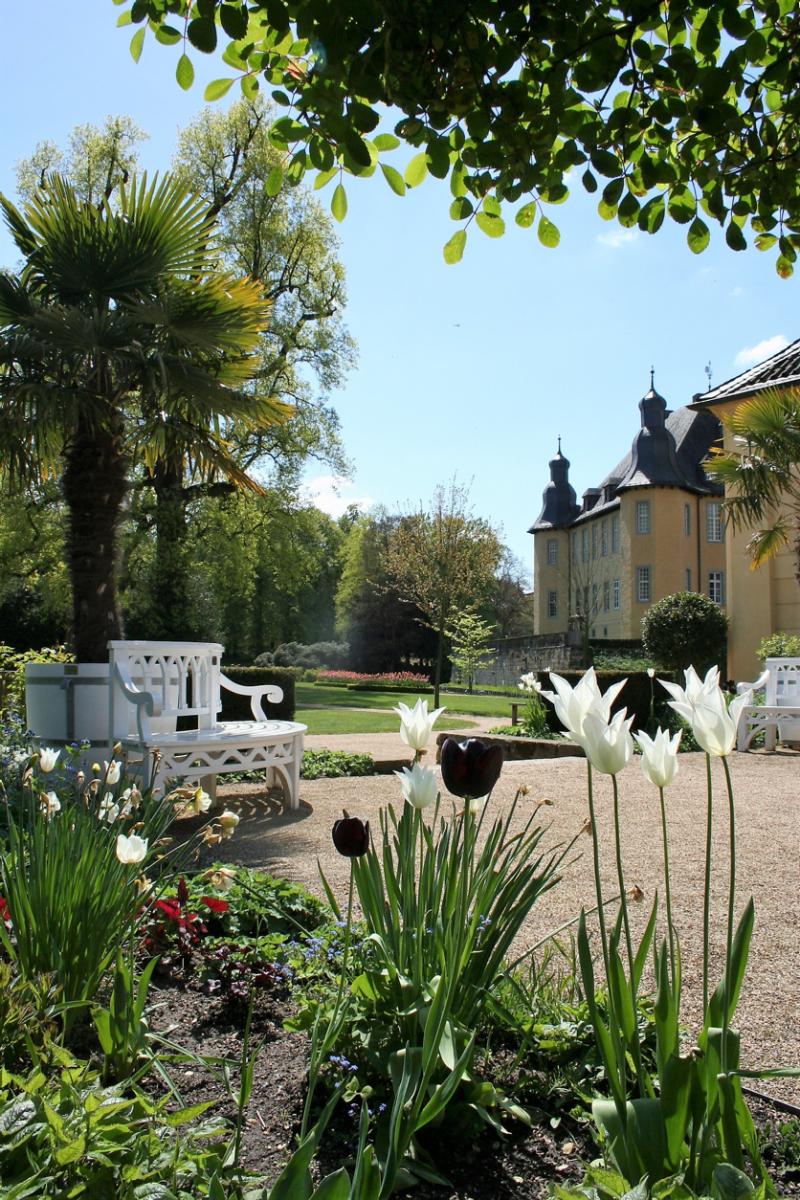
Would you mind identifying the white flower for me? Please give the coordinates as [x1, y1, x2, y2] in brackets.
[38, 747, 60, 773]
[219, 810, 240, 838]
[582, 709, 634, 776]
[395, 762, 438, 810]
[646, 667, 656, 679]
[661, 666, 749, 757]
[541, 668, 628, 752]
[116, 833, 148, 864]
[393, 698, 445, 752]
[40, 791, 61, 817]
[519, 672, 542, 693]
[633, 727, 681, 788]
[98, 793, 120, 823]
[189, 786, 212, 816]
[207, 866, 236, 892]
[120, 786, 142, 813]
[104, 760, 121, 784]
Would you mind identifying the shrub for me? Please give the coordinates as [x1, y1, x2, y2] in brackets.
[757, 631, 800, 661]
[0, 643, 73, 721]
[301, 749, 375, 779]
[254, 641, 350, 669]
[641, 592, 728, 673]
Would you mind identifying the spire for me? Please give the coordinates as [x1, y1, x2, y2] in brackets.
[530, 440, 580, 531]
[640, 373, 667, 430]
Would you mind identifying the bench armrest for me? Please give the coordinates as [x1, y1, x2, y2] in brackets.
[112, 662, 155, 743]
[219, 672, 284, 722]
[736, 669, 769, 695]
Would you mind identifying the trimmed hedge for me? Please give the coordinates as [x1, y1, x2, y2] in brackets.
[220, 666, 296, 721]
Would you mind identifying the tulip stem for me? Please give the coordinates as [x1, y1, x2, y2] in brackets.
[658, 785, 677, 988]
[612, 774, 646, 1096]
[585, 763, 610, 973]
[702, 752, 713, 1016]
[721, 754, 736, 1073]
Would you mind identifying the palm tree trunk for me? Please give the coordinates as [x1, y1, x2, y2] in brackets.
[150, 460, 193, 639]
[61, 408, 127, 662]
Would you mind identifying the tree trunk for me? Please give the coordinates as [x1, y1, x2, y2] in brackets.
[149, 460, 194, 639]
[61, 408, 128, 662]
[433, 620, 445, 709]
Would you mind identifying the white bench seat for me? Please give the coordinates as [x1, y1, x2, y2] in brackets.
[108, 641, 306, 808]
[736, 656, 800, 751]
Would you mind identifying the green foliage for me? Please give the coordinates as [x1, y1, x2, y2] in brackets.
[185, 866, 329, 940]
[756, 631, 800, 661]
[446, 608, 496, 692]
[0, 1052, 228, 1198]
[92, 952, 158, 1083]
[119, 0, 800, 275]
[301, 749, 375, 779]
[256, 641, 350, 669]
[0, 642, 72, 719]
[642, 593, 729, 674]
[0, 962, 60, 1073]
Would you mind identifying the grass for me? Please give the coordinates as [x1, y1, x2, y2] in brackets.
[296, 682, 515, 719]
[297, 707, 476, 735]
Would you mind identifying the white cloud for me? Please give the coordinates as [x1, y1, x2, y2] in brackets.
[730, 285, 745, 298]
[300, 474, 373, 518]
[734, 334, 788, 368]
[596, 228, 638, 249]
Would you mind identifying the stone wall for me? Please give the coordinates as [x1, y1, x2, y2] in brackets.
[472, 632, 585, 687]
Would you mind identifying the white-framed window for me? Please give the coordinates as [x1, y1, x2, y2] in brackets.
[612, 578, 620, 609]
[637, 565, 651, 603]
[601, 519, 608, 556]
[685, 568, 692, 591]
[708, 570, 725, 605]
[547, 537, 558, 566]
[684, 503, 691, 537]
[611, 514, 620, 553]
[636, 500, 651, 535]
[547, 590, 558, 618]
[707, 501, 723, 543]
[582, 528, 589, 563]
[603, 580, 610, 611]
[591, 524, 598, 559]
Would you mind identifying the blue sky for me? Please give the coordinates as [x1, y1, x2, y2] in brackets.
[1, 4, 795, 582]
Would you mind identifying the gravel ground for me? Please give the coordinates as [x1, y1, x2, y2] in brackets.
[216, 746, 800, 1105]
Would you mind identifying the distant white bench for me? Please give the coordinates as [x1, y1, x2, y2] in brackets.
[108, 640, 306, 808]
[736, 656, 800, 751]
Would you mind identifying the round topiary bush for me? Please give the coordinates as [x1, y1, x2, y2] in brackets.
[641, 592, 729, 674]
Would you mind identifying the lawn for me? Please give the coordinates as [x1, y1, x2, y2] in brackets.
[298, 706, 475, 735]
[296, 682, 516, 719]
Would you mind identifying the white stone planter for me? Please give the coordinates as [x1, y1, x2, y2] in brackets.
[24, 662, 110, 750]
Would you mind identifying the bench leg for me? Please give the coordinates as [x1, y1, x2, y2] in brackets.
[765, 724, 778, 751]
[290, 746, 301, 810]
[201, 774, 218, 804]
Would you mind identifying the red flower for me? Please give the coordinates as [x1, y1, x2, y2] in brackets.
[201, 896, 230, 914]
[0, 896, 11, 931]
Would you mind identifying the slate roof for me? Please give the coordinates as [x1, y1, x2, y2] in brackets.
[693, 337, 800, 405]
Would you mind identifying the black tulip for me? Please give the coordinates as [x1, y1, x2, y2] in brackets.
[332, 816, 370, 857]
[440, 737, 504, 800]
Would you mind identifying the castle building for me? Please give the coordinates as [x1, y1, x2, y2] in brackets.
[529, 378, 725, 643]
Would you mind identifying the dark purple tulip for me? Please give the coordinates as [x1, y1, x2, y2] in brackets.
[440, 737, 504, 800]
[332, 817, 370, 857]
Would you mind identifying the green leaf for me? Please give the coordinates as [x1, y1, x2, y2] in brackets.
[687, 217, 710, 254]
[374, 133, 400, 152]
[449, 197, 473, 220]
[669, 186, 696, 224]
[313, 168, 337, 191]
[187, 16, 217, 52]
[220, 4, 249, 40]
[405, 153, 429, 188]
[380, 163, 406, 196]
[443, 229, 467, 264]
[176, 54, 195, 91]
[331, 183, 348, 222]
[205, 77, 235, 101]
[130, 27, 145, 62]
[265, 165, 283, 196]
[515, 202, 537, 228]
[582, 169, 598, 194]
[537, 216, 561, 247]
[725, 221, 747, 251]
[712, 1164, 755, 1199]
[475, 211, 505, 238]
[311, 1168, 352, 1199]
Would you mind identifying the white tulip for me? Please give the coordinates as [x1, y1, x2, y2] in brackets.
[659, 664, 720, 709]
[40, 791, 61, 817]
[395, 762, 438, 810]
[219, 810, 240, 838]
[116, 833, 148, 864]
[582, 709, 634, 776]
[541, 668, 628, 752]
[633, 727, 681, 789]
[518, 672, 542, 693]
[98, 793, 120, 823]
[671, 688, 752, 758]
[104, 760, 122, 784]
[646, 667, 656, 679]
[38, 747, 60, 773]
[208, 866, 236, 892]
[393, 698, 445, 752]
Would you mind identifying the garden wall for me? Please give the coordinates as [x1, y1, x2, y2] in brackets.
[472, 632, 585, 687]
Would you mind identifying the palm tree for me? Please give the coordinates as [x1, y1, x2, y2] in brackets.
[0, 173, 286, 661]
[707, 388, 800, 583]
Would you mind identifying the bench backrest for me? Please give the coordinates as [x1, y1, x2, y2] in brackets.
[764, 657, 800, 707]
[109, 640, 223, 741]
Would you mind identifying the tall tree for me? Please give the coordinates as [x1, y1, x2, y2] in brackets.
[708, 389, 800, 583]
[122, 0, 800, 275]
[0, 174, 274, 661]
[385, 484, 501, 705]
[485, 549, 533, 639]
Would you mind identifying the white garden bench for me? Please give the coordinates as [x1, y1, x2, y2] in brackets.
[735, 656, 800, 751]
[108, 640, 306, 808]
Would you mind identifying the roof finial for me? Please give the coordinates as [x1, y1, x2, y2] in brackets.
[705, 361, 713, 392]
[650, 365, 655, 390]
[557, 435, 562, 453]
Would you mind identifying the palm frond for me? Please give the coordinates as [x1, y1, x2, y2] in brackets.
[746, 519, 791, 567]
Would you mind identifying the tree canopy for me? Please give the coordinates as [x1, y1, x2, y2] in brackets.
[117, 0, 800, 272]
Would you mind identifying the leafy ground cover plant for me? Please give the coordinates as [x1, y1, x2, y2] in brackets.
[301, 749, 376, 779]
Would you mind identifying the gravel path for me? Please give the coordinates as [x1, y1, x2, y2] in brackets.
[217, 747, 800, 1104]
